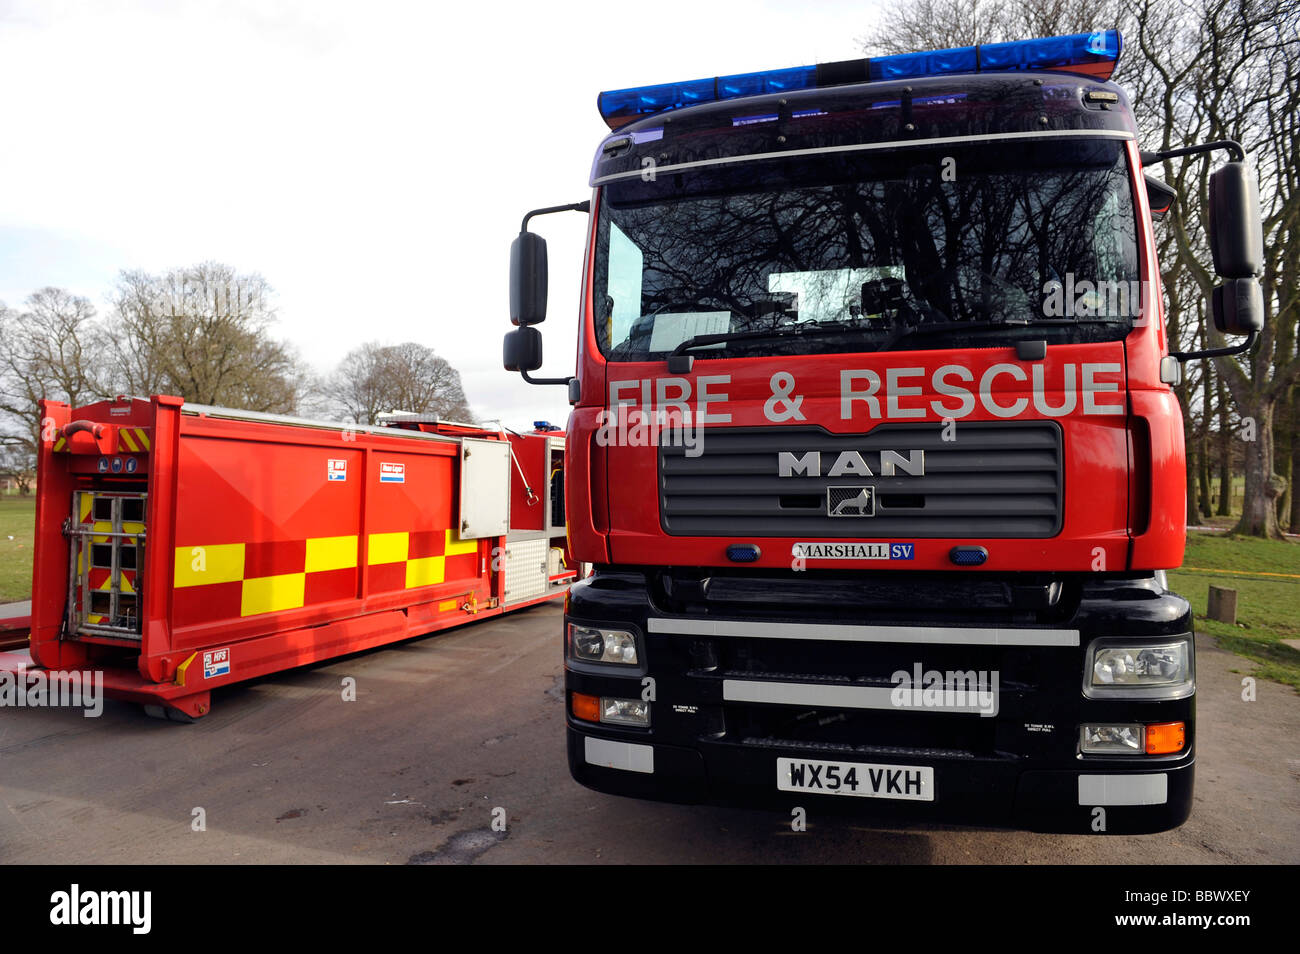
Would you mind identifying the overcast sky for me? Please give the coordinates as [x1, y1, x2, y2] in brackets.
[0, 0, 883, 429]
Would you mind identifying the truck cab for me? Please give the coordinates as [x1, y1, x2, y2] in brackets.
[504, 31, 1264, 833]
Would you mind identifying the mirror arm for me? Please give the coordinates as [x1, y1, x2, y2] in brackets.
[520, 370, 572, 386]
[510, 200, 590, 386]
[521, 201, 591, 233]
[1140, 139, 1244, 165]
[1170, 330, 1256, 362]
[1144, 140, 1259, 362]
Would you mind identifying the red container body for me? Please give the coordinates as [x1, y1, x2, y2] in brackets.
[23, 395, 573, 718]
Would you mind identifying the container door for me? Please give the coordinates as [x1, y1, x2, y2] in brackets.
[66, 490, 147, 639]
[458, 438, 510, 538]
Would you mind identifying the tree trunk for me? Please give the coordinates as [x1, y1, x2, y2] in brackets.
[1231, 401, 1286, 539]
[1198, 431, 1213, 519]
[1185, 423, 1200, 526]
[1216, 378, 1233, 516]
[1277, 389, 1294, 531]
[1291, 393, 1300, 532]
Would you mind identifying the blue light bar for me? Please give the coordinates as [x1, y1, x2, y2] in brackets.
[597, 65, 817, 129]
[597, 30, 1122, 128]
[718, 65, 817, 100]
[868, 45, 978, 81]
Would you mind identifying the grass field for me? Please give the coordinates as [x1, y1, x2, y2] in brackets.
[0, 495, 35, 604]
[1168, 530, 1300, 691]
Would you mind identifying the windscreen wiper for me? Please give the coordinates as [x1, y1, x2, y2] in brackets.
[666, 323, 878, 372]
[883, 317, 1126, 353]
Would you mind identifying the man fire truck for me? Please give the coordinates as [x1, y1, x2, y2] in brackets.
[503, 30, 1264, 833]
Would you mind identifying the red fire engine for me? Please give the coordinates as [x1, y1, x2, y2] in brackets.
[7, 394, 573, 719]
[504, 30, 1264, 832]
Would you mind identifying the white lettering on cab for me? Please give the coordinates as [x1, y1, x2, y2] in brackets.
[608, 361, 1124, 425]
[840, 362, 1122, 421]
[1082, 363, 1124, 414]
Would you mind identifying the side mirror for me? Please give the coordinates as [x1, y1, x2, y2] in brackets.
[503, 326, 543, 372]
[510, 232, 548, 325]
[1208, 162, 1263, 278]
[1212, 278, 1265, 336]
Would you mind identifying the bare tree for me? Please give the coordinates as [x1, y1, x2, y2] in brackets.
[0, 290, 105, 492]
[859, 0, 1118, 55]
[329, 341, 472, 424]
[1133, 0, 1300, 538]
[101, 263, 310, 414]
[331, 341, 391, 424]
[380, 342, 473, 421]
[858, 0, 1014, 53]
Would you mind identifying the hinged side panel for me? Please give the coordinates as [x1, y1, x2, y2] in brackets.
[458, 438, 511, 539]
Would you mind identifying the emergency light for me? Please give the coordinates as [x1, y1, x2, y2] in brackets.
[597, 29, 1122, 128]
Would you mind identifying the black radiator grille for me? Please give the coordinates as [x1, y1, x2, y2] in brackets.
[660, 421, 1062, 538]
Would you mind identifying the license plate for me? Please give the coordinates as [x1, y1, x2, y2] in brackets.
[776, 757, 935, 801]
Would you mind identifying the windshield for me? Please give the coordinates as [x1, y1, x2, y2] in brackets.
[592, 139, 1140, 360]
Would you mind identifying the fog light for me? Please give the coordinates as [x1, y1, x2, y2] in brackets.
[568, 624, 638, 665]
[1080, 723, 1144, 754]
[601, 696, 651, 726]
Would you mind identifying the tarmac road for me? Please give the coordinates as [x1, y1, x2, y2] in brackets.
[0, 602, 1296, 864]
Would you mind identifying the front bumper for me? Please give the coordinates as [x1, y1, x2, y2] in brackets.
[563, 568, 1196, 835]
[567, 726, 1193, 834]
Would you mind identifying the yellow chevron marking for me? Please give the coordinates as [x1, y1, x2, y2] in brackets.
[119, 428, 139, 452]
[94, 574, 134, 594]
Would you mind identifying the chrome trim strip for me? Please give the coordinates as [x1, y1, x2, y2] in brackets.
[724, 679, 995, 714]
[593, 129, 1134, 185]
[648, 617, 1079, 646]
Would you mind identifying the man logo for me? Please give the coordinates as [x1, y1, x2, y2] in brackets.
[828, 486, 875, 517]
[778, 450, 924, 478]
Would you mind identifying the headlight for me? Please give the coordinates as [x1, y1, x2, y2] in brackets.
[1084, 637, 1193, 699]
[1079, 724, 1144, 754]
[601, 697, 651, 726]
[567, 624, 638, 665]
